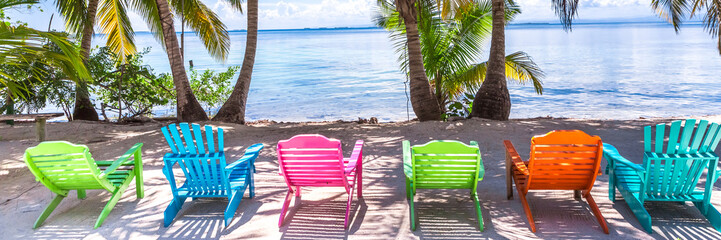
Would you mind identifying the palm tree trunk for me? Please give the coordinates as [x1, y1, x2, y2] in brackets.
[470, 0, 510, 120]
[155, 0, 208, 122]
[73, 0, 100, 121]
[212, 0, 258, 123]
[397, 0, 441, 121]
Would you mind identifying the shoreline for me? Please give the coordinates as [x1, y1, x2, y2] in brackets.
[2, 115, 721, 239]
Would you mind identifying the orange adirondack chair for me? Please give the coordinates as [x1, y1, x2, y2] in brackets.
[504, 130, 609, 234]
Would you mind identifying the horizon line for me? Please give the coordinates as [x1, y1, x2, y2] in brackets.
[130, 20, 703, 34]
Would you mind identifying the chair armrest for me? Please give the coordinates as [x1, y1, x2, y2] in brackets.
[403, 140, 413, 180]
[503, 140, 529, 176]
[602, 143, 645, 173]
[99, 143, 143, 179]
[344, 140, 364, 174]
[226, 143, 264, 171]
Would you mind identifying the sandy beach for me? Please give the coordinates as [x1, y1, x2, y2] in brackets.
[2, 116, 721, 239]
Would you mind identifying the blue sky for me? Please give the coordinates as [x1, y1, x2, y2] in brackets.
[7, 0, 662, 31]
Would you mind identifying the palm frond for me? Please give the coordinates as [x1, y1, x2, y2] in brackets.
[54, 0, 87, 36]
[223, 0, 243, 13]
[0, 23, 89, 96]
[171, 0, 230, 62]
[651, 0, 691, 32]
[447, 51, 543, 100]
[127, 0, 165, 50]
[97, 0, 136, 63]
[551, 0, 579, 31]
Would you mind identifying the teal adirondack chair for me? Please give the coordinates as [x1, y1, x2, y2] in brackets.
[24, 141, 144, 229]
[161, 123, 263, 227]
[604, 119, 721, 233]
[403, 140, 485, 231]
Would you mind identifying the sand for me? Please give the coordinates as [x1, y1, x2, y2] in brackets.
[2, 116, 721, 240]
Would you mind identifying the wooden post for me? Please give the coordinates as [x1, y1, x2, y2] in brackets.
[506, 151, 513, 200]
[5, 93, 14, 126]
[36, 118, 46, 142]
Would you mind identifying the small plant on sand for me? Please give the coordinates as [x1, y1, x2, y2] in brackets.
[90, 47, 175, 121]
[188, 66, 239, 116]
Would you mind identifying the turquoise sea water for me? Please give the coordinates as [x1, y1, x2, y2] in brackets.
[100, 23, 721, 122]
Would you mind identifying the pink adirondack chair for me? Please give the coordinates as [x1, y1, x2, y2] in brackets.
[277, 134, 364, 228]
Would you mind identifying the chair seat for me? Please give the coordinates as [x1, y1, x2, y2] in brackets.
[175, 165, 250, 197]
[614, 164, 705, 201]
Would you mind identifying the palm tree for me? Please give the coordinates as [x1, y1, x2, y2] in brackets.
[213, 0, 258, 123]
[469, 0, 509, 120]
[378, 0, 543, 114]
[390, 0, 442, 121]
[1, 0, 89, 112]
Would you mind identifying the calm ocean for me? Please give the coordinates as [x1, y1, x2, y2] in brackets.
[99, 23, 721, 122]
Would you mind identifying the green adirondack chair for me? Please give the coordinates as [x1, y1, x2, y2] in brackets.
[24, 141, 144, 229]
[403, 140, 485, 231]
[604, 119, 721, 233]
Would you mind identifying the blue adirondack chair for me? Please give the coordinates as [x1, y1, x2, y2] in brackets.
[160, 123, 263, 227]
[604, 119, 721, 233]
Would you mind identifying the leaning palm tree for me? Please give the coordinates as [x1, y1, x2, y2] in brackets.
[213, 0, 258, 123]
[122, 0, 234, 121]
[387, 0, 443, 121]
[0, 0, 89, 106]
[378, 0, 543, 114]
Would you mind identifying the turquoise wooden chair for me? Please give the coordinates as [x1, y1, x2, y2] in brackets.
[161, 123, 263, 227]
[604, 119, 721, 233]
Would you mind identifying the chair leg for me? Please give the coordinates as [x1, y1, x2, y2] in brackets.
[574, 190, 582, 201]
[278, 190, 294, 227]
[33, 194, 65, 229]
[249, 172, 255, 199]
[77, 190, 86, 199]
[163, 196, 187, 227]
[620, 189, 652, 233]
[584, 191, 609, 234]
[506, 157, 513, 200]
[473, 192, 484, 232]
[356, 166, 363, 199]
[519, 192, 536, 232]
[608, 172, 616, 202]
[295, 186, 301, 197]
[224, 189, 245, 227]
[409, 190, 416, 231]
[95, 185, 128, 229]
[694, 202, 721, 232]
[344, 186, 355, 229]
[134, 155, 144, 199]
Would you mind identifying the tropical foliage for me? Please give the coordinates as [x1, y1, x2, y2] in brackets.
[377, 0, 543, 118]
[0, 0, 88, 119]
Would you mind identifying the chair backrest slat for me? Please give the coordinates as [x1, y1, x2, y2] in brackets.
[666, 121, 682, 154]
[180, 123, 197, 154]
[689, 120, 709, 153]
[277, 135, 346, 189]
[192, 124, 206, 154]
[643, 119, 721, 198]
[410, 141, 481, 190]
[162, 124, 227, 192]
[205, 125, 216, 153]
[527, 130, 603, 192]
